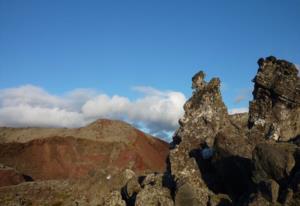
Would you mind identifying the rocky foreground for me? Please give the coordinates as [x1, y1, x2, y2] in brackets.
[0, 56, 299, 206]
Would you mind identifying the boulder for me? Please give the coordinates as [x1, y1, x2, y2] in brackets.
[244, 193, 276, 206]
[102, 191, 126, 206]
[134, 173, 174, 206]
[135, 186, 173, 206]
[258, 179, 280, 203]
[123, 177, 141, 200]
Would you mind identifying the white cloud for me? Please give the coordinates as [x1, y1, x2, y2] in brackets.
[82, 95, 131, 119]
[127, 87, 185, 131]
[0, 105, 84, 128]
[0, 85, 186, 141]
[0, 85, 66, 108]
[228, 107, 248, 114]
[64, 88, 98, 110]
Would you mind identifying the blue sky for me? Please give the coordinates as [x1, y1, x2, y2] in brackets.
[0, 0, 299, 140]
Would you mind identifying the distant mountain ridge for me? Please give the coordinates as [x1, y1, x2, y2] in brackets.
[0, 119, 169, 182]
[0, 119, 156, 143]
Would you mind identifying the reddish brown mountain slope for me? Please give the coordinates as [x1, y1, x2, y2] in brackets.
[0, 119, 169, 183]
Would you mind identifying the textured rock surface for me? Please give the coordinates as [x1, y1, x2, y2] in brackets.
[169, 71, 233, 205]
[121, 172, 174, 206]
[135, 186, 173, 206]
[258, 179, 280, 203]
[169, 70, 254, 204]
[135, 173, 174, 206]
[252, 143, 297, 184]
[102, 191, 126, 206]
[249, 56, 300, 142]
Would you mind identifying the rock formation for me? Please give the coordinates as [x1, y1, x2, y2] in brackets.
[249, 56, 300, 143]
[118, 56, 300, 206]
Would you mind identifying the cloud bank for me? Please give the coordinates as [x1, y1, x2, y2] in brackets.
[0, 85, 250, 140]
[0, 85, 186, 140]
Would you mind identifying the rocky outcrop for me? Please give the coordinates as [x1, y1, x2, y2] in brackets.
[103, 191, 126, 206]
[168, 70, 260, 205]
[168, 56, 300, 205]
[169, 71, 242, 205]
[118, 56, 300, 206]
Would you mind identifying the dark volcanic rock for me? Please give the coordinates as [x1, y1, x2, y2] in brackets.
[249, 57, 300, 142]
[173, 72, 230, 148]
[258, 179, 280, 203]
[252, 143, 297, 184]
[169, 70, 257, 204]
[134, 173, 174, 206]
[170, 71, 233, 205]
